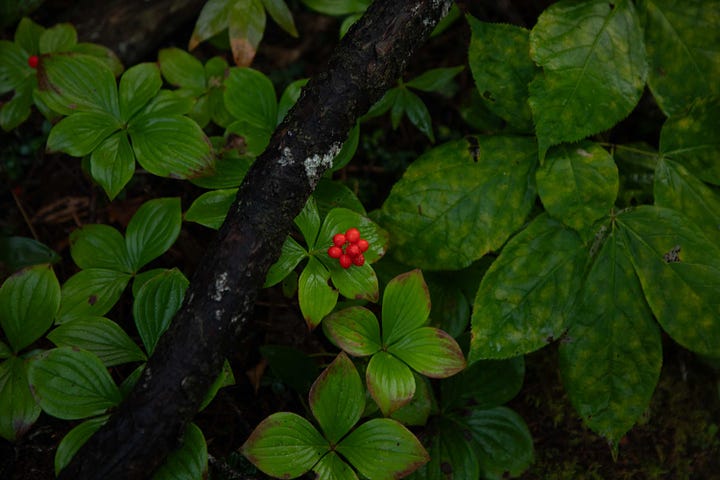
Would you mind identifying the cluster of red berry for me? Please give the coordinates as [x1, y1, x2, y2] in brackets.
[327, 227, 369, 269]
[28, 55, 39, 69]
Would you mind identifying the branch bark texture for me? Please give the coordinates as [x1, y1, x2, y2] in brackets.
[59, 1, 452, 478]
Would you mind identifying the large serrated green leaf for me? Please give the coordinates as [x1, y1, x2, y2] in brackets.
[46, 110, 120, 157]
[366, 351, 415, 417]
[27, 347, 122, 419]
[36, 53, 119, 116]
[617, 206, 720, 356]
[0, 264, 60, 352]
[655, 157, 720, 243]
[322, 306, 382, 357]
[153, 423, 207, 480]
[0, 356, 41, 441]
[336, 418, 429, 480]
[380, 136, 537, 270]
[659, 98, 720, 185]
[467, 16, 536, 132]
[310, 352, 364, 444]
[382, 270, 431, 346]
[560, 227, 661, 446]
[388, 327, 466, 379]
[529, 0, 647, 159]
[299, 257, 338, 330]
[133, 269, 188, 355]
[229, 0, 266, 67]
[639, 0, 720, 116]
[119, 63, 162, 121]
[184, 188, 237, 230]
[69, 224, 131, 272]
[48, 316, 147, 367]
[536, 141, 619, 233]
[90, 130, 135, 200]
[58, 269, 131, 323]
[469, 214, 586, 361]
[264, 236, 307, 287]
[125, 197, 182, 271]
[129, 114, 214, 180]
[54, 416, 108, 475]
[241, 412, 328, 478]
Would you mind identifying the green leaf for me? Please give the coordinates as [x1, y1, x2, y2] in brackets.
[379, 136, 537, 269]
[0, 342, 10, 359]
[119, 63, 162, 121]
[366, 351, 415, 416]
[406, 66, 464, 93]
[309, 352, 364, 444]
[382, 270, 431, 346]
[262, 0, 298, 37]
[46, 111, 121, 156]
[413, 417, 480, 480]
[264, 236, 308, 287]
[327, 262, 379, 303]
[441, 357, 525, 411]
[426, 275, 470, 339]
[0, 236, 60, 271]
[90, 130, 136, 200]
[390, 373, 433, 427]
[536, 141, 619, 233]
[0, 40, 29, 94]
[295, 196, 322, 247]
[659, 98, 720, 185]
[654, 157, 720, 243]
[465, 407, 534, 478]
[364, 88, 399, 119]
[1, 83, 33, 131]
[241, 412, 328, 478]
[190, 148, 251, 189]
[330, 123, 360, 171]
[313, 179, 366, 217]
[469, 214, 586, 361]
[133, 269, 189, 355]
[129, 114, 214, 179]
[153, 423, 207, 480]
[388, 327, 466, 379]
[399, 89, 434, 142]
[229, 0, 266, 66]
[58, 269, 131, 323]
[467, 17, 536, 132]
[529, 0, 647, 159]
[224, 67, 277, 130]
[298, 257, 338, 330]
[639, 0, 720, 116]
[260, 345, 318, 394]
[36, 53, 119, 116]
[225, 119, 272, 156]
[125, 197, 182, 271]
[337, 418, 429, 479]
[0, 356, 41, 441]
[38, 23, 76, 53]
[0, 264, 60, 352]
[139, 90, 194, 116]
[300, 0, 370, 15]
[14, 17, 43, 56]
[28, 347, 122, 419]
[312, 452, 358, 480]
[199, 359, 235, 411]
[71, 43, 123, 76]
[131, 268, 168, 297]
[158, 47, 206, 91]
[55, 416, 108, 475]
[617, 206, 720, 356]
[318, 208, 388, 264]
[69, 224, 131, 272]
[189, 0, 231, 50]
[184, 188, 237, 229]
[322, 306, 382, 357]
[560, 227, 662, 445]
[277, 78, 308, 123]
[48, 316, 147, 367]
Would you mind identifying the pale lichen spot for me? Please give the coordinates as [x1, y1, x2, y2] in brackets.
[278, 147, 293, 167]
[212, 272, 230, 301]
[304, 143, 341, 186]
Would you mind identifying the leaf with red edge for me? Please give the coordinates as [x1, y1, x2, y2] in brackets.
[366, 351, 415, 416]
[388, 327, 466, 378]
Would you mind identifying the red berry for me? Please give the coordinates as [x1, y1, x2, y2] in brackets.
[28, 55, 39, 69]
[346, 244, 361, 258]
[339, 254, 352, 269]
[328, 245, 342, 258]
[346, 227, 360, 243]
[356, 238, 369, 252]
[333, 233, 346, 247]
[352, 254, 365, 266]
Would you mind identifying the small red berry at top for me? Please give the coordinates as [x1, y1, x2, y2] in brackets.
[345, 227, 360, 244]
[28, 55, 39, 69]
[333, 233, 346, 247]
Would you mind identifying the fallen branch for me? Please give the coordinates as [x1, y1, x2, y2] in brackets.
[59, 1, 453, 478]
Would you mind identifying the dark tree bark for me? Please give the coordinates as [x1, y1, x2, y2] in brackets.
[59, 1, 453, 478]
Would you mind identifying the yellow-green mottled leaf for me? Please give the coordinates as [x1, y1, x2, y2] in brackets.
[529, 0, 647, 160]
[469, 214, 586, 361]
[560, 227, 662, 446]
[617, 206, 720, 356]
[536, 141, 619, 233]
[379, 136, 537, 270]
[467, 16, 536, 132]
[639, 0, 720, 116]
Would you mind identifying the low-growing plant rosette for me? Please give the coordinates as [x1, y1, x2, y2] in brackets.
[322, 269, 466, 416]
[241, 352, 429, 479]
[264, 197, 389, 330]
